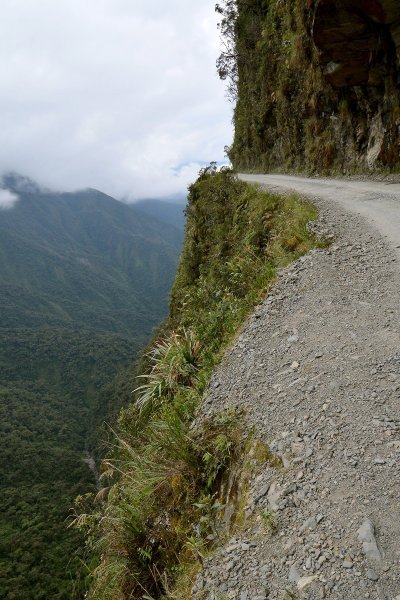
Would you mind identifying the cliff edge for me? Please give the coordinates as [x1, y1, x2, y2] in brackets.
[192, 177, 400, 599]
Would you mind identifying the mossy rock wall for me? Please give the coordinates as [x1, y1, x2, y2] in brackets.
[229, 0, 400, 174]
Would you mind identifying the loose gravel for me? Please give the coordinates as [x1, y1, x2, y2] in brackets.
[192, 190, 400, 599]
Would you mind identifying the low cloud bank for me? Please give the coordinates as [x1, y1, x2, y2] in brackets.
[0, 0, 232, 200]
[0, 189, 19, 209]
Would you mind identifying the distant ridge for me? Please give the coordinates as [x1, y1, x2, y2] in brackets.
[133, 197, 186, 231]
[0, 175, 183, 336]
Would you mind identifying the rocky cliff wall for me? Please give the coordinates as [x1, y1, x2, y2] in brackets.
[227, 0, 400, 173]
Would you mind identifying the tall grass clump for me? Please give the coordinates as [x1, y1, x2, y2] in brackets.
[170, 164, 320, 364]
[73, 166, 321, 599]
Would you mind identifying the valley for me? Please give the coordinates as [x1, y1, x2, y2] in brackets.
[0, 176, 184, 599]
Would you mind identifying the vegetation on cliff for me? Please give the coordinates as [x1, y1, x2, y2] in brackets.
[217, 0, 400, 173]
[75, 167, 321, 599]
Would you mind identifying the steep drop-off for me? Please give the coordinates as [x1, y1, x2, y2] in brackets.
[0, 176, 183, 599]
[223, 0, 400, 173]
[76, 167, 322, 600]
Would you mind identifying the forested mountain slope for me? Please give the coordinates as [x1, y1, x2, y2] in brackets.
[0, 175, 183, 335]
[133, 198, 186, 231]
[0, 175, 183, 599]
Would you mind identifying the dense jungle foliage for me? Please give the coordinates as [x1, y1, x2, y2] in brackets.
[0, 328, 139, 599]
[0, 177, 184, 599]
[75, 167, 322, 600]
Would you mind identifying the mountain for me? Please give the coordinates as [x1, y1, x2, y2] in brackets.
[133, 198, 186, 231]
[0, 175, 183, 599]
[220, 0, 400, 174]
[0, 175, 183, 336]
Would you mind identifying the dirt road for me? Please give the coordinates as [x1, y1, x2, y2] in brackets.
[239, 174, 400, 259]
[193, 175, 400, 599]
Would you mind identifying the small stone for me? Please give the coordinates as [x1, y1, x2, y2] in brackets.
[297, 575, 317, 590]
[358, 519, 382, 561]
[291, 361, 300, 370]
[373, 457, 386, 465]
[289, 564, 301, 584]
[366, 569, 379, 582]
[256, 484, 271, 503]
[226, 561, 234, 571]
[268, 481, 285, 510]
[300, 516, 317, 533]
[343, 560, 353, 569]
[317, 555, 327, 567]
[288, 334, 299, 343]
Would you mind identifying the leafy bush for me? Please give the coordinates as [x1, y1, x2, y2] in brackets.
[134, 329, 201, 412]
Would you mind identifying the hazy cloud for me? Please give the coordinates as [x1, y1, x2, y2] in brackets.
[0, 189, 19, 210]
[0, 0, 232, 200]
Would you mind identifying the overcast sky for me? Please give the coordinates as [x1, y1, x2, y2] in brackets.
[0, 0, 232, 201]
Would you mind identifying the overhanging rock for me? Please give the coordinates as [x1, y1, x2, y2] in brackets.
[313, 0, 400, 87]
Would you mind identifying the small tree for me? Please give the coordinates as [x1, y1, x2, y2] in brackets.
[215, 1, 239, 101]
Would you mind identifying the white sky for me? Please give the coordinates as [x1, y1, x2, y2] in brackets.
[0, 0, 233, 200]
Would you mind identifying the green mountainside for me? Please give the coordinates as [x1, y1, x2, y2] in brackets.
[0, 176, 183, 599]
[133, 198, 186, 231]
[75, 167, 322, 599]
[0, 329, 138, 600]
[0, 175, 183, 334]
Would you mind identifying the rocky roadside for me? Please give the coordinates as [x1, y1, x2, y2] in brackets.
[192, 195, 400, 599]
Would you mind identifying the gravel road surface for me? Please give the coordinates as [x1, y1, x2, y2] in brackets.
[192, 176, 400, 599]
[239, 174, 400, 259]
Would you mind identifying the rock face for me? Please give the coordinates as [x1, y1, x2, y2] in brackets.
[313, 0, 400, 87]
[228, 0, 400, 174]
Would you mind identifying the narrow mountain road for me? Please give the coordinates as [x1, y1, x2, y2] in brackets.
[239, 174, 400, 259]
[193, 176, 400, 599]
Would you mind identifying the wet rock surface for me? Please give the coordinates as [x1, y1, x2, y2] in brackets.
[193, 193, 400, 599]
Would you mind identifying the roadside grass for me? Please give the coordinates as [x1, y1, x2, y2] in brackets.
[72, 166, 322, 599]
